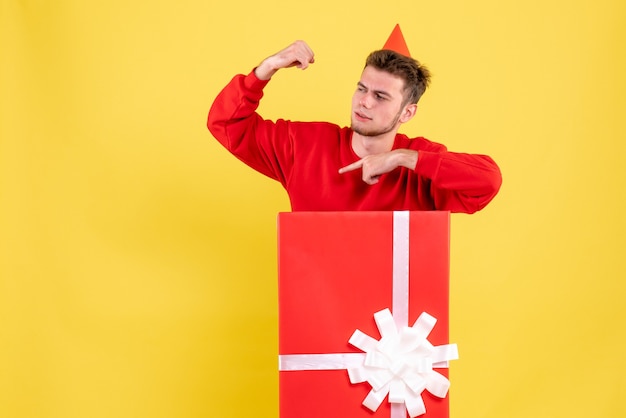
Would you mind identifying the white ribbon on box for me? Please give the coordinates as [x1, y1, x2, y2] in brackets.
[278, 212, 458, 418]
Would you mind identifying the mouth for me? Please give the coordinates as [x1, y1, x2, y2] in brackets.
[354, 111, 371, 122]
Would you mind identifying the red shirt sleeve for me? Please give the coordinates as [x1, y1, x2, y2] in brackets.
[207, 70, 294, 186]
[415, 146, 502, 213]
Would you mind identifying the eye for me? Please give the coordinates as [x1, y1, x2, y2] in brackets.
[375, 93, 387, 101]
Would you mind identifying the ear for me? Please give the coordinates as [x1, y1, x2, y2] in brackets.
[399, 103, 417, 124]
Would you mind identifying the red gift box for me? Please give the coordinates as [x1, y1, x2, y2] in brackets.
[277, 211, 455, 418]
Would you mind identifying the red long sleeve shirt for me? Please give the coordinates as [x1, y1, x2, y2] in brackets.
[207, 71, 502, 213]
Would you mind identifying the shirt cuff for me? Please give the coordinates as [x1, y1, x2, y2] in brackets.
[245, 68, 271, 91]
[414, 150, 441, 180]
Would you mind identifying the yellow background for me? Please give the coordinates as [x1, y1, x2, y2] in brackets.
[2, 0, 625, 417]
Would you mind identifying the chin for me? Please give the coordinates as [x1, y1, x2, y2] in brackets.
[352, 124, 376, 137]
[350, 120, 368, 136]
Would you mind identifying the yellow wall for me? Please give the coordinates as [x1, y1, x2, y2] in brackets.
[2, 0, 625, 417]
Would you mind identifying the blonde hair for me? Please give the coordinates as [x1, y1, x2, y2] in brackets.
[365, 50, 431, 104]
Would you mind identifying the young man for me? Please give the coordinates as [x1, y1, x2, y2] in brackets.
[207, 37, 502, 213]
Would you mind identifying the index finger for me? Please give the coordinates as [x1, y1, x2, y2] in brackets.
[338, 159, 363, 174]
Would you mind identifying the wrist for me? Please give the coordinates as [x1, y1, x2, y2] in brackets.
[254, 60, 278, 81]
[396, 149, 418, 170]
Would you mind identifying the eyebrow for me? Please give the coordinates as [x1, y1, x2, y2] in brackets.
[357, 82, 392, 99]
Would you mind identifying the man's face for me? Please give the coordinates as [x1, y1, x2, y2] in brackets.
[351, 66, 409, 137]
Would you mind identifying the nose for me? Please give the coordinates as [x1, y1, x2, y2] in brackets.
[359, 94, 371, 109]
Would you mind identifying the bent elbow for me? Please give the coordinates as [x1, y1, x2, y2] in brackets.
[207, 102, 222, 136]
[474, 168, 503, 212]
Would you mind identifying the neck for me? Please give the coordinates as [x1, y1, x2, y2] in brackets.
[351, 131, 397, 158]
